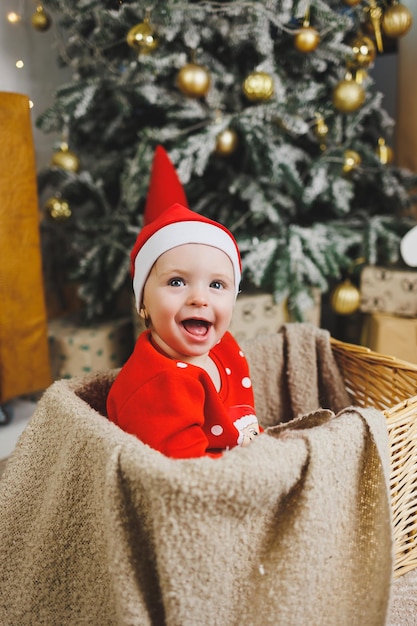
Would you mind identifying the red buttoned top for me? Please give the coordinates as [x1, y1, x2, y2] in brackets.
[106, 330, 258, 459]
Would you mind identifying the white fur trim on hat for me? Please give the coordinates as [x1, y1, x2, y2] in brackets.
[133, 221, 241, 310]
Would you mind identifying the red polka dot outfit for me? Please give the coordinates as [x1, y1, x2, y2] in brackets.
[107, 330, 258, 459]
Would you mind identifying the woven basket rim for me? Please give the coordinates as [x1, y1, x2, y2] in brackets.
[330, 337, 417, 373]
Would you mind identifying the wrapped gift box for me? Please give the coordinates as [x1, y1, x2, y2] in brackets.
[48, 316, 134, 380]
[228, 291, 321, 342]
[361, 312, 417, 364]
[360, 266, 417, 317]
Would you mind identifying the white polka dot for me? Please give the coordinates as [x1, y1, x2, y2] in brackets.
[225, 367, 231, 375]
[241, 377, 252, 388]
[177, 362, 188, 368]
[239, 350, 244, 357]
[211, 424, 223, 436]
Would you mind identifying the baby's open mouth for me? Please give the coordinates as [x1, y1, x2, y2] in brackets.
[182, 319, 211, 336]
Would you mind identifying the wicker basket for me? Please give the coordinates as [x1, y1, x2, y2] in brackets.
[331, 337, 417, 579]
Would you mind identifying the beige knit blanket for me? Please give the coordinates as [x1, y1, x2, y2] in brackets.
[0, 324, 393, 625]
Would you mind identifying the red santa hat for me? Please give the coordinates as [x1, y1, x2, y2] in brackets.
[131, 146, 242, 310]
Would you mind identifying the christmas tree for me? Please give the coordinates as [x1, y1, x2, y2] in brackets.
[36, 0, 417, 321]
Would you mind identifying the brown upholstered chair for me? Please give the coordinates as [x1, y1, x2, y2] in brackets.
[0, 92, 51, 412]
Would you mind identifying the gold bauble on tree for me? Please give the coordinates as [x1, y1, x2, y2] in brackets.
[215, 129, 238, 156]
[45, 196, 72, 221]
[31, 4, 52, 31]
[294, 25, 321, 53]
[242, 71, 274, 102]
[342, 0, 362, 6]
[349, 35, 376, 68]
[376, 137, 394, 164]
[126, 17, 158, 54]
[330, 279, 361, 315]
[343, 149, 362, 173]
[332, 74, 365, 113]
[382, 2, 413, 38]
[177, 63, 211, 98]
[51, 143, 80, 173]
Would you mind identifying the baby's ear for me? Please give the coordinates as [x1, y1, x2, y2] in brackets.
[139, 306, 152, 328]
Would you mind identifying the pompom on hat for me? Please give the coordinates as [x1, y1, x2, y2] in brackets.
[131, 146, 242, 311]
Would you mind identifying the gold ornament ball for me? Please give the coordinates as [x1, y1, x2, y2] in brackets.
[242, 71, 274, 102]
[127, 20, 158, 54]
[342, 0, 362, 6]
[51, 144, 80, 173]
[215, 129, 239, 156]
[45, 196, 72, 221]
[349, 35, 376, 68]
[31, 5, 52, 32]
[382, 3, 413, 38]
[332, 78, 365, 113]
[343, 149, 362, 173]
[177, 63, 211, 98]
[330, 279, 361, 315]
[376, 138, 394, 164]
[294, 26, 321, 53]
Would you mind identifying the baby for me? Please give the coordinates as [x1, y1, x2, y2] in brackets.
[106, 146, 260, 458]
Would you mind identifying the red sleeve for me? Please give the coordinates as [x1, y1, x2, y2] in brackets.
[111, 370, 219, 459]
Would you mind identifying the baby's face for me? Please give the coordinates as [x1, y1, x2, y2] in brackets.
[142, 243, 236, 365]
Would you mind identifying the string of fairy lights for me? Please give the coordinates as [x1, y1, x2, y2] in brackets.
[5, 2, 53, 110]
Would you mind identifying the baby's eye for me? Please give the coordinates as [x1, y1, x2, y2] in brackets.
[168, 277, 185, 287]
[210, 280, 224, 290]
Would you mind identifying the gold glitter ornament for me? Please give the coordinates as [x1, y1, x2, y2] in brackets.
[45, 196, 72, 221]
[177, 63, 211, 98]
[215, 129, 238, 156]
[382, 2, 413, 38]
[51, 143, 80, 173]
[127, 18, 158, 54]
[330, 279, 361, 315]
[376, 138, 394, 164]
[343, 149, 362, 173]
[349, 35, 376, 68]
[242, 71, 274, 102]
[31, 4, 52, 31]
[294, 25, 321, 53]
[332, 75, 365, 113]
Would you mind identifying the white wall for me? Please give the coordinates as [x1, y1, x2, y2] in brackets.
[0, 1, 70, 169]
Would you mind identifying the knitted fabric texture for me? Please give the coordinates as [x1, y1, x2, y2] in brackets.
[0, 324, 393, 626]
